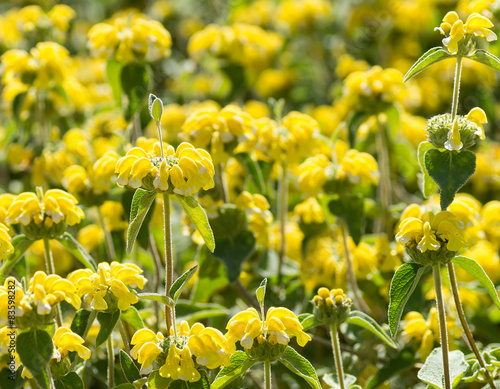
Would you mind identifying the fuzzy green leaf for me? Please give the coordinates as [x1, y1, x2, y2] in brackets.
[417, 348, 468, 388]
[468, 49, 500, 72]
[347, 310, 397, 348]
[417, 141, 439, 198]
[127, 189, 157, 255]
[17, 329, 53, 389]
[147, 371, 173, 389]
[235, 152, 266, 194]
[70, 309, 93, 337]
[57, 232, 98, 271]
[96, 310, 121, 347]
[121, 306, 145, 331]
[404, 47, 453, 82]
[170, 265, 198, 304]
[328, 194, 364, 245]
[298, 313, 320, 330]
[279, 346, 321, 389]
[255, 278, 267, 306]
[211, 351, 256, 389]
[175, 195, 215, 252]
[55, 372, 84, 389]
[452, 256, 500, 311]
[323, 373, 357, 388]
[388, 263, 426, 336]
[121, 63, 150, 121]
[120, 350, 141, 384]
[148, 94, 163, 123]
[137, 293, 174, 307]
[424, 149, 476, 210]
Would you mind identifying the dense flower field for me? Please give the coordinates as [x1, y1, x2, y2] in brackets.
[1, 0, 500, 388]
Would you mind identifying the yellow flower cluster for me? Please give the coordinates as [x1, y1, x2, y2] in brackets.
[235, 191, 273, 246]
[297, 155, 332, 195]
[0, 223, 14, 261]
[53, 326, 91, 361]
[396, 205, 466, 253]
[88, 12, 172, 62]
[181, 105, 255, 164]
[436, 12, 496, 54]
[130, 321, 232, 381]
[294, 197, 324, 224]
[188, 23, 283, 71]
[338, 149, 380, 186]
[278, 111, 320, 162]
[6, 189, 84, 228]
[226, 307, 310, 349]
[115, 140, 215, 195]
[313, 287, 352, 324]
[68, 261, 147, 311]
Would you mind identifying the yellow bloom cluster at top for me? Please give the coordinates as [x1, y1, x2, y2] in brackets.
[115, 138, 215, 195]
[188, 23, 283, 71]
[312, 287, 352, 324]
[88, 12, 172, 63]
[436, 11, 497, 54]
[396, 205, 466, 253]
[130, 321, 232, 381]
[68, 261, 147, 312]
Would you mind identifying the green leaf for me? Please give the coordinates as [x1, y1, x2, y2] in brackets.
[148, 94, 163, 123]
[127, 189, 157, 255]
[404, 47, 453, 82]
[0, 235, 33, 281]
[0, 366, 26, 388]
[55, 372, 84, 389]
[278, 346, 321, 389]
[323, 373, 357, 388]
[57, 232, 98, 272]
[121, 62, 150, 121]
[468, 49, 500, 72]
[192, 248, 228, 303]
[209, 205, 256, 282]
[96, 310, 121, 347]
[424, 149, 476, 210]
[120, 350, 141, 384]
[169, 265, 198, 304]
[388, 263, 426, 336]
[385, 104, 401, 139]
[211, 351, 256, 389]
[137, 293, 174, 307]
[17, 329, 53, 389]
[235, 153, 266, 194]
[255, 278, 267, 306]
[328, 194, 364, 245]
[147, 371, 173, 389]
[298, 313, 320, 331]
[121, 306, 145, 331]
[347, 310, 397, 348]
[417, 348, 468, 388]
[417, 141, 439, 198]
[175, 300, 228, 322]
[452, 256, 500, 311]
[366, 348, 415, 389]
[175, 195, 215, 252]
[70, 309, 93, 337]
[111, 385, 135, 389]
[107, 59, 124, 106]
[347, 111, 370, 148]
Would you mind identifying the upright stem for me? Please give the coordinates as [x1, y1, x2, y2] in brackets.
[118, 320, 130, 354]
[217, 163, 229, 203]
[375, 117, 392, 240]
[447, 263, 497, 389]
[451, 56, 463, 120]
[107, 335, 115, 388]
[149, 234, 162, 332]
[163, 193, 174, 334]
[96, 206, 115, 261]
[330, 323, 345, 389]
[433, 264, 451, 389]
[277, 163, 288, 286]
[43, 238, 62, 327]
[264, 360, 272, 389]
[340, 220, 372, 315]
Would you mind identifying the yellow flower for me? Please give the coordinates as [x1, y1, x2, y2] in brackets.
[77, 224, 104, 252]
[6, 189, 84, 227]
[100, 201, 128, 231]
[63, 166, 90, 195]
[465, 107, 487, 140]
[226, 306, 310, 349]
[465, 13, 497, 41]
[294, 198, 324, 224]
[0, 277, 25, 326]
[53, 327, 91, 361]
[68, 262, 146, 311]
[0, 223, 14, 261]
[297, 155, 332, 195]
[0, 194, 15, 224]
[235, 192, 273, 246]
[339, 149, 380, 186]
[115, 140, 215, 195]
[312, 287, 352, 324]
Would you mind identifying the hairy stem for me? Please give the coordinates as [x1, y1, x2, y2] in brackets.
[119, 319, 130, 354]
[433, 264, 451, 389]
[277, 163, 288, 287]
[330, 323, 345, 389]
[96, 206, 115, 261]
[447, 263, 497, 389]
[264, 360, 272, 389]
[43, 238, 62, 327]
[375, 117, 392, 240]
[451, 56, 463, 120]
[340, 220, 372, 315]
[163, 193, 174, 334]
[107, 335, 115, 388]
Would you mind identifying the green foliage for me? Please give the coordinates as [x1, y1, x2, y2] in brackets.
[417, 141, 439, 198]
[169, 265, 198, 304]
[366, 348, 416, 389]
[126, 189, 157, 255]
[255, 278, 267, 307]
[175, 300, 228, 322]
[54, 372, 84, 389]
[388, 263, 426, 336]
[121, 63, 150, 121]
[278, 346, 321, 389]
[137, 293, 174, 307]
[328, 194, 364, 245]
[70, 309, 93, 337]
[120, 350, 141, 384]
[148, 371, 173, 389]
[347, 310, 397, 348]
[148, 93, 164, 123]
[120, 306, 145, 331]
[468, 49, 500, 72]
[96, 310, 121, 347]
[211, 351, 256, 389]
[424, 149, 476, 210]
[404, 47, 454, 82]
[175, 194, 215, 252]
[323, 373, 358, 388]
[17, 329, 53, 389]
[192, 248, 228, 302]
[106, 59, 124, 106]
[417, 348, 468, 388]
[0, 235, 33, 281]
[57, 232, 98, 271]
[235, 152, 266, 194]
